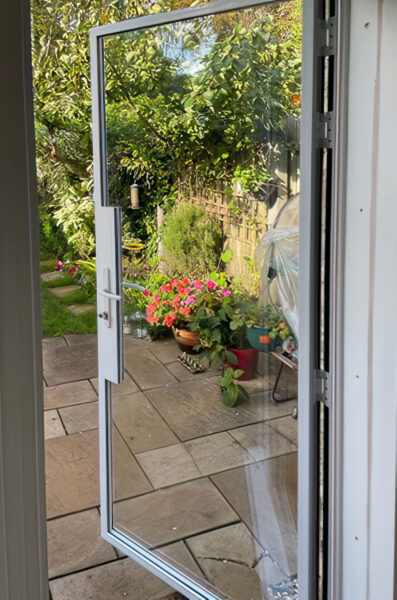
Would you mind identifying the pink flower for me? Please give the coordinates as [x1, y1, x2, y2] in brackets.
[143, 289, 150, 297]
[185, 295, 196, 305]
[163, 313, 177, 328]
[206, 280, 216, 290]
[68, 265, 78, 275]
[220, 289, 231, 297]
[193, 280, 204, 290]
[56, 260, 63, 271]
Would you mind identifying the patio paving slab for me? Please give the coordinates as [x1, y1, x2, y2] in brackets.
[44, 380, 98, 410]
[125, 349, 177, 390]
[155, 541, 203, 579]
[146, 380, 296, 441]
[186, 523, 284, 600]
[211, 455, 297, 576]
[43, 336, 67, 350]
[136, 443, 201, 489]
[59, 402, 98, 434]
[185, 432, 255, 476]
[113, 392, 178, 454]
[165, 361, 214, 383]
[91, 371, 139, 397]
[114, 478, 238, 548]
[43, 342, 97, 386]
[50, 285, 80, 298]
[47, 508, 117, 579]
[49, 557, 182, 600]
[65, 333, 98, 346]
[44, 409, 65, 440]
[148, 339, 181, 365]
[268, 415, 298, 445]
[229, 422, 296, 462]
[46, 429, 152, 519]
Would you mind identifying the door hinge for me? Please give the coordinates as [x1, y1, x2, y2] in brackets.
[316, 112, 334, 148]
[315, 369, 330, 408]
[318, 17, 336, 56]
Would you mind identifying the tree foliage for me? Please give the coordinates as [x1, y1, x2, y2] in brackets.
[32, 0, 302, 259]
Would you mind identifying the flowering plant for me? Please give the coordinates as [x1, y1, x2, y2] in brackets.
[144, 275, 233, 329]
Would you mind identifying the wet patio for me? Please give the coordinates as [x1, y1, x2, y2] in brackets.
[43, 334, 297, 600]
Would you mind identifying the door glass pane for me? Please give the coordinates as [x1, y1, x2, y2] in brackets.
[104, 3, 301, 598]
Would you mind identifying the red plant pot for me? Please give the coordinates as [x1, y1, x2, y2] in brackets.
[227, 347, 259, 381]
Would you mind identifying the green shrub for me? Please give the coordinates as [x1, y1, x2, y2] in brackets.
[161, 202, 223, 278]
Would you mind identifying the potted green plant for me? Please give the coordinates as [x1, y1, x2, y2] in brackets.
[243, 303, 292, 352]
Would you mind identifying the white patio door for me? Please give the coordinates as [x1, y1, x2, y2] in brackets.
[90, 1, 342, 598]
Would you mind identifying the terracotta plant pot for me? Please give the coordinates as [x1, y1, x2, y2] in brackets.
[227, 347, 259, 380]
[173, 327, 200, 354]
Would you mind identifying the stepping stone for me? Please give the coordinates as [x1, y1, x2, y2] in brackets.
[41, 271, 64, 282]
[229, 422, 296, 462]
[46, 428, 152, 519]
[68, 303, 96, 315]
[43, 342, 97, 386]
[211, 455, 298, 576]
[186, 523, 285, 600]
[112, 392, 178, 454]
[44, 410, 65, 439]
[146, 380, 296, 442]
[49, 557, 178, 600]
[125, 349, 177, 390]
[47, 508, 117, 579]
[65, 333, 98, 346]
[155, 541, 202, 579]
[50, 284, 80, 298]
[114, 478, 238, 548]
[136, 443, 200, 489]
[44, 380, 98, 410]
[59, 402, 98, 434]
[91, 371, 139, 397]
[185, 432, 254, 476]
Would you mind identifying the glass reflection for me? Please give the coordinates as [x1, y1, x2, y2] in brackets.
[104, 3, 302, 599]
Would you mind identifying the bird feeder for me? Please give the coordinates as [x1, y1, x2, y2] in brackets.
[130, 184, 140, 209]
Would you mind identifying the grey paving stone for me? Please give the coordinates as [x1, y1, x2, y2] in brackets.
[65, 333, 98, 346]
[148, 338, 180, 364]
[59, 402, 98, 434]
[114, 478, 238, 548]
[49, 557, 180, 600]
[50, 285, 80, 298]
[136, 444, 200, 489]
[68, 304, 96, 315]
[43, 337, 67, 350]
[211, 455, 297, 576]
[229, 422, 296, 462]
[185, 432, 255, 476]
[46, 429, 151, 519]
[124, 349, 177, 390]
[91, 371, 139, 397]
[44, 410, 65, 440]
[44, 380, 98, 410]
[186, 522, 284, 600]
[155, 541, 203, 579]
[43, 342, 97, 386]
[112, 392, 178, 454]
[268, 415, 298, 445]
[47, 508, 117, 579]
[146, 380, 296, 441]
[41, 271, 64, 282]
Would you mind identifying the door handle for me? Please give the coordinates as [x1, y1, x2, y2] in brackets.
[98, 289, 122, 301]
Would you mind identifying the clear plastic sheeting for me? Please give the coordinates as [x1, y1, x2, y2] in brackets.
[255, 194, 299, 339]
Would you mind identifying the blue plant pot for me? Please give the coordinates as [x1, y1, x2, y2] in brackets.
[247, 326, 276, 353]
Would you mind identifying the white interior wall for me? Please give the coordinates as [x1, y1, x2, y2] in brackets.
[343, 0, 397, 598]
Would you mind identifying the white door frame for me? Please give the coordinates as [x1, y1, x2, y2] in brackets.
[0, 0, 49, 599]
